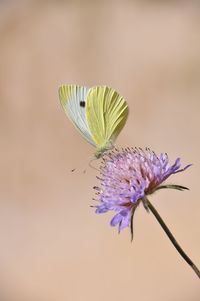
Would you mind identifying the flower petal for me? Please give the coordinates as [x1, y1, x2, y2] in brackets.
[110, 213, 123, 227]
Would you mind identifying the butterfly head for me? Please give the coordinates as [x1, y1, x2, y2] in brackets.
[95, 142, 114, 159]
[95, 148, 105, 159]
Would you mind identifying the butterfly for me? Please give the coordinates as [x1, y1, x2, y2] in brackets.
[58, 85, 129, 158]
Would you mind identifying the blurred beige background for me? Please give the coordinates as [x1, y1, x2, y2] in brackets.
[0, 0, 200, 300]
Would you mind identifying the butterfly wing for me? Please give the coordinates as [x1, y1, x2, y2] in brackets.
[85, 86, 129, 153]
[59, 84, 95, 146]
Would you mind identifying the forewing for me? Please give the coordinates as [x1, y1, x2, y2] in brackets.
[85, 86, 129, 147]
[59, 84, 95, 146]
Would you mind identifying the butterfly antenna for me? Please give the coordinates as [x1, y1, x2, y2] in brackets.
[88, 158, 100, 172]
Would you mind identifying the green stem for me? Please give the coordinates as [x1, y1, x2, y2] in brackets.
[143, 197, 200, 279]
[155, 184, 189, 191]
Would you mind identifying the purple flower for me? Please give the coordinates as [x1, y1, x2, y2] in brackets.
[93, 147, 191, 235]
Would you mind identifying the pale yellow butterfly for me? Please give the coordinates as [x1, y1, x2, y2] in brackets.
[59, 85, 129, 158]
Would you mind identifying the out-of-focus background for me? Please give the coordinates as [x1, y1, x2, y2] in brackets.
[0, 0, 200, 300]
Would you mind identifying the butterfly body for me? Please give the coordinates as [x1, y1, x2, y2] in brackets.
[59, 85, 129, 158]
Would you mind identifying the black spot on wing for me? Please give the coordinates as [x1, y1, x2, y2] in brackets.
[80, 101, 86, 108]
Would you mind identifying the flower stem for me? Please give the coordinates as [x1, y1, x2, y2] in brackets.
[143, 197, 200, 279]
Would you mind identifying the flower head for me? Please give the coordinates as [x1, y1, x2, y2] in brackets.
[93, 147, 191, 235]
